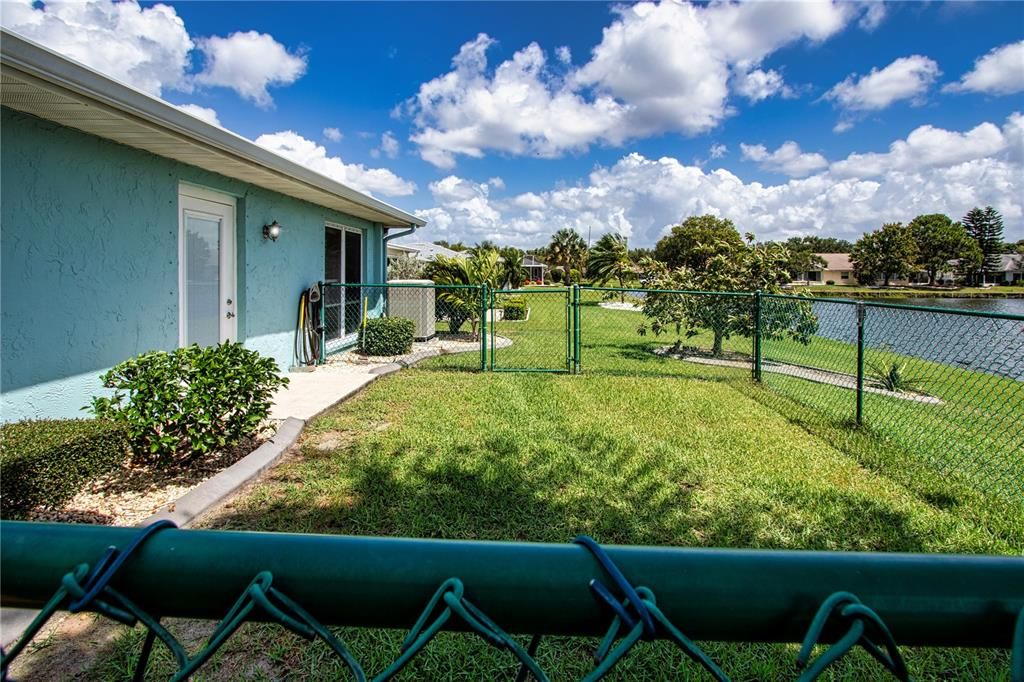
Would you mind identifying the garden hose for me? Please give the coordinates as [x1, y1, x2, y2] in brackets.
[294, 285, 322, 366]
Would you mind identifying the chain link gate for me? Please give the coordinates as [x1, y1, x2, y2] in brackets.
[488, 287, 576, 373]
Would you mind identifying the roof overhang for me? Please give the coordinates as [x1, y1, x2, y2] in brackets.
[0, 30, 425, 229]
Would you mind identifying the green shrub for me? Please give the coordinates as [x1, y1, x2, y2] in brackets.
[502, 296, 527, 320]
[90, 343, 287, 466]
[362, 317, 415, 356]
[825, 280, 836, 285]
[0, 418, 128, 515]
[549, 269, 563, 284]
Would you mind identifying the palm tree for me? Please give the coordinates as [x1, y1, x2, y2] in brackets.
[547, 228, 587, 285]
[500, 248, 527, 289]
[588, 233, 631, 301]
[424, 251, 502, 339]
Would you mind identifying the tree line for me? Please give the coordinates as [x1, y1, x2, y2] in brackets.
[423, 205, 1020, 289]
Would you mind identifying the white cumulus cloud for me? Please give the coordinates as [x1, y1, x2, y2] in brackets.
[1, 0, 309, 110]
[176, 104, 221, 127]
[194, 31, 307, 107]
[323, 127, 343, 142]
[404, 1, 862, 167]
[1, 0, 193, 96]
[740, 141, 828, 177]
[370, 131, 400, 159]
[414, 114, 1023, 247]
[255, 131, 416, 197]
[944, 41, 1024, 96]
[824, 55, 940, 112]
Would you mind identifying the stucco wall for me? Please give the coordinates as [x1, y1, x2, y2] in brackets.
[1, 108, 388, 421]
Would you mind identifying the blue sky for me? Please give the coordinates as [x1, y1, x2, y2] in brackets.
[4, 1, 1023, 246]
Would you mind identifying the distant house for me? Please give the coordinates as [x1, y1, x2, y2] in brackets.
[0, 32, 424, 421]
[387, 241, 469, 263]
[793, 253, 856, 285]
[993, 253, 1023, 284]
[523, 254, 547, 282]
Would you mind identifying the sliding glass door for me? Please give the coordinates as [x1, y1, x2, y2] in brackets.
[323, 225, 363, 343]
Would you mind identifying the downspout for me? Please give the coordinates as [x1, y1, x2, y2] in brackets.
[382, 224, 418, 282]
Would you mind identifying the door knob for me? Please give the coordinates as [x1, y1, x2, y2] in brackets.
[226, 312, 236, 319]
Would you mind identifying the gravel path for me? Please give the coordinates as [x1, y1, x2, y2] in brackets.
[659, 351, 944, 404]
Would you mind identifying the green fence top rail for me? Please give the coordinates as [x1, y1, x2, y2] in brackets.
[2, 521, 1021, 648]
[765, 292, 1024, 321]
[582, 286, 755, 298]
[321, 282, 482, 290]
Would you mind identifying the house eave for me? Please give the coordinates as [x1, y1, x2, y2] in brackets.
[0, 29, 425, 229]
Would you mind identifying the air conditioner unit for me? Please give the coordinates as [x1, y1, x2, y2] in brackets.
[387, 279, 435, 340]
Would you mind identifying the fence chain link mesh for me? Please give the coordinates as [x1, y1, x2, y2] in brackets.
[488, 288, 572, 372]
[759, 294, 1024, 509]
[577, 287, 755, 381]
[320, 283, 484, 372]
[14, 523, 1009, 682]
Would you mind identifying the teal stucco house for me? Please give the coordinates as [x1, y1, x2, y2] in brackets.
[0, 31, 424, 422]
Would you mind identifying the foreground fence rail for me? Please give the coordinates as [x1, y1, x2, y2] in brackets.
[2, 522, 1023, 681]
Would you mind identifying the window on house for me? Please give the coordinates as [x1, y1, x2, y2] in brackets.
[841, 272, 850, 280]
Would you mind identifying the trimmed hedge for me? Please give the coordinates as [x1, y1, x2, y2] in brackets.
[503, 296, 527, 321]
[363, 317, 415, 356]
[0, 418, 128, 515]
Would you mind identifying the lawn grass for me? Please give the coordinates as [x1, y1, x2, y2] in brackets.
[81, 378, 1020, 679]
[69, 286, 1021, 680]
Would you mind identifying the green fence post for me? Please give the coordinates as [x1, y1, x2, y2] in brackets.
[856, 302, 865, 425]
[574, 284, 582, 374]
[752, 291, 762, 382]
[480, 283, 488, 372]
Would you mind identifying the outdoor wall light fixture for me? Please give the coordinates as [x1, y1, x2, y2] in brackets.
[263, 220, 282, 241]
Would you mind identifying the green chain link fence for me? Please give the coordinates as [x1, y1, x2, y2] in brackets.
[319, 282, 487, 372]
[3, 521, 1022, 681]
[314, 282, 1022, 508]
[758, 294, 1024, 508]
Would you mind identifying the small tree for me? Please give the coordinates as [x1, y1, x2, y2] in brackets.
[424, 251, 502, 339]
[654, 215, 745, 270]
[908, 214, 981, 285]
[547, 228, 588, 285]
[851, 223, 919, 287]
[638, 234, 817, 357]
[388, 254, 425, 280]
[962, 206, 1004, 284]
[588, 233, 632, 300]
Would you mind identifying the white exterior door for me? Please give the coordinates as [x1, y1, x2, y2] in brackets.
[178, 187, 236, 347]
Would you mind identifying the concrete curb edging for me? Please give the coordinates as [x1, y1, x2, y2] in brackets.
[140, 417, 305, 528]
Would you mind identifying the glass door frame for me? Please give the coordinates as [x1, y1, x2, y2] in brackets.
[324, 222, 364, 344]
[178, 184, 237, 347]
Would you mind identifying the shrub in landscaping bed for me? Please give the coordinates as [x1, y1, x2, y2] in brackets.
[502, 296, 527, 320]
[90, 343, 287, 467]
[362, 317, 415, 356]
[0, 418, 128, 515]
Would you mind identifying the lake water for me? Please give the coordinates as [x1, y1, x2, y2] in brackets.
[811, 297, 1024, 381]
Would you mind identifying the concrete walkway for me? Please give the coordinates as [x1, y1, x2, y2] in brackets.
[269, 362, 395, 421]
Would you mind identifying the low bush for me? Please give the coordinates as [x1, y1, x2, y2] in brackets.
[0, 418, 128, 515]
[826, 280, 835, 285]
[502, 296, 527, 320]
[363, 317, 415, 356]
[90, 343, 287, 466]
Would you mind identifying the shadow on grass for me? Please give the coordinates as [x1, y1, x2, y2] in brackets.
[737, 380, 1024, 548]
[205, 424, 931, 554]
